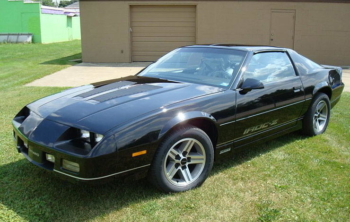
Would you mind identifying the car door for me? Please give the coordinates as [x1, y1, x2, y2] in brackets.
[233, 51, 305, 148]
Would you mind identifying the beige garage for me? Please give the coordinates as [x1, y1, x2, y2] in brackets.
[131, 5, 196, 61]
[80, 0, 350, 66]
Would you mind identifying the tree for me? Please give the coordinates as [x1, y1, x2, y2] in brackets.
[41, 0, 55, 7]
[59, 0, 79, 8]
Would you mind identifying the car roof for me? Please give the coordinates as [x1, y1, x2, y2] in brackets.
[184, 44, 288, 52]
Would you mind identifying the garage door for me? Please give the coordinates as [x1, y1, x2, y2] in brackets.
[131, 5, 196, 62]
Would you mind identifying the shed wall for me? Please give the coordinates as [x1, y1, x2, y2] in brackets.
[80, 2, 130, 63]
[80, 1, 350, 65]
[40, 14, 81, 43]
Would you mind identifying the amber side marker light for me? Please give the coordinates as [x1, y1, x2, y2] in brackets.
[132, 150, 147, 157]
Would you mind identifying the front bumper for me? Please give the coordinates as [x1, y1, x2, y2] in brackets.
[13, 124, 89, 182]
[13, 124, 150, 183]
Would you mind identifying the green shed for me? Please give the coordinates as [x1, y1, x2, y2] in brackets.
[0, 0, 81, 43]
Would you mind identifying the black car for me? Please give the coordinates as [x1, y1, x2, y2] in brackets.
[13, 45, 344, 192]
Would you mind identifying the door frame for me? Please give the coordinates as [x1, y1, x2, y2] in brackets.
[269, 9, 296, 49]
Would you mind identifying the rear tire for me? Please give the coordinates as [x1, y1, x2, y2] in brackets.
[148, 126, 214, 193]
[302, 93, 330, 136]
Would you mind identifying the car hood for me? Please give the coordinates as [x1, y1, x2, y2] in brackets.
[27, 76, 224, 134]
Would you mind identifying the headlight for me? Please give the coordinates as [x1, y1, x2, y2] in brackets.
[80, 130, 90, 139]
[56, 128, 104, 150]
[62, 159, 80, 173]
[95, 133, 103, 142]
[79, 129, 104, 145]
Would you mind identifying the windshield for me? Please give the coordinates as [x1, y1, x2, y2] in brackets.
[138, 47, 247, 88]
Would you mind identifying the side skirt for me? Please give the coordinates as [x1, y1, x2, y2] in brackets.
[214, 119, 303, 161]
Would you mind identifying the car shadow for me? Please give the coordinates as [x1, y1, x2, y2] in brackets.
[0, 132, 307, 221]
[40, 53, 82, 65]
[211, 132, 307, 175]
[0, 158, 164, 221]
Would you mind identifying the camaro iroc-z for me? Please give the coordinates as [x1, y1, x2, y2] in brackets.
[13, 45, 344, 192]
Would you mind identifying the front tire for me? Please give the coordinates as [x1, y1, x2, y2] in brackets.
[148, 126, 214, 193]
[302, 93, 330, 136]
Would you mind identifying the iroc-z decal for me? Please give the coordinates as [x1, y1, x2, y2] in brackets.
[243, 119, 279, 135]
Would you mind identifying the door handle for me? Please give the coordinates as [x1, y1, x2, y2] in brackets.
[293, 86, 302, 93]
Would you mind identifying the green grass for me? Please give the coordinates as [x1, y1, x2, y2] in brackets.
[0, 41, 349, 221]
[0, 41, 81, 90]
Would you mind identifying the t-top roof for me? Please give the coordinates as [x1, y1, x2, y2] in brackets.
[184, 44, 285, 52]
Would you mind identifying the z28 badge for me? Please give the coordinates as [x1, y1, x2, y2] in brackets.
[243, 119, 279, 135]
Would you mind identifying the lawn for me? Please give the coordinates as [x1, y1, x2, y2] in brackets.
[0, 41, 349, 221]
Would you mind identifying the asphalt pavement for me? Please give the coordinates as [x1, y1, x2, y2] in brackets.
[26, 62, 350, 92]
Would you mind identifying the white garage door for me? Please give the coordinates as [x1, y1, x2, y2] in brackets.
[131, 5, 196, 62]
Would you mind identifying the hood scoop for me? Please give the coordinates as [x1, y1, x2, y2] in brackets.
[75, 80, 162, 103]
[90, 84, 162, 102]
[76, 81, 134, 98]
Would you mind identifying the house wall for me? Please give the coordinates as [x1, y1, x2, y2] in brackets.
[40, 14, 81, 43]
[80, 0, 350, 66]
[0, 0, 42, 43]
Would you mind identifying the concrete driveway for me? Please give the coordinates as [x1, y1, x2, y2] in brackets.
[342, 69, 350, 92]
[26, 62, 350, 92]
[26, 62, 151, 87]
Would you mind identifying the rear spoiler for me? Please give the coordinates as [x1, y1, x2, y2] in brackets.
[321, 64, 342, 78]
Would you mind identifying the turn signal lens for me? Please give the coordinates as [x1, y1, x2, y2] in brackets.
[132, 150, 147, 157]
[62, 159, 80, 173]
[46, 154, 55, 163]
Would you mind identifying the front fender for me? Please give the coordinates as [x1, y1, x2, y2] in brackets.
[158, 111, 217, 139]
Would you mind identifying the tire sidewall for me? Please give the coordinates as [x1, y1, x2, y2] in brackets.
[304, 93, 331, 136]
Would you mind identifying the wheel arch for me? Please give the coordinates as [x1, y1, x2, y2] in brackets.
[158, 111, 218, 150]
[313, 82, 332, 100]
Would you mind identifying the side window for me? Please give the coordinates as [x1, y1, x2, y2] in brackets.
[244, 52, 297, 84]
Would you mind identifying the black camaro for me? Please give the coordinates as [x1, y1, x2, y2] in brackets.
[13, 45, 344, 192]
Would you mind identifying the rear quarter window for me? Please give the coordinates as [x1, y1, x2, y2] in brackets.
[289, 51, 323, 75]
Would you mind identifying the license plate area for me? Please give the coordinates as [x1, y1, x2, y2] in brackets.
[15, 135, 28, 154]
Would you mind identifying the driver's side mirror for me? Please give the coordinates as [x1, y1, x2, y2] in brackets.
[239, 78, 264, 93]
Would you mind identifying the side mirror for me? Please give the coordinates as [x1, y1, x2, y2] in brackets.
[240, 78, 264, 93]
